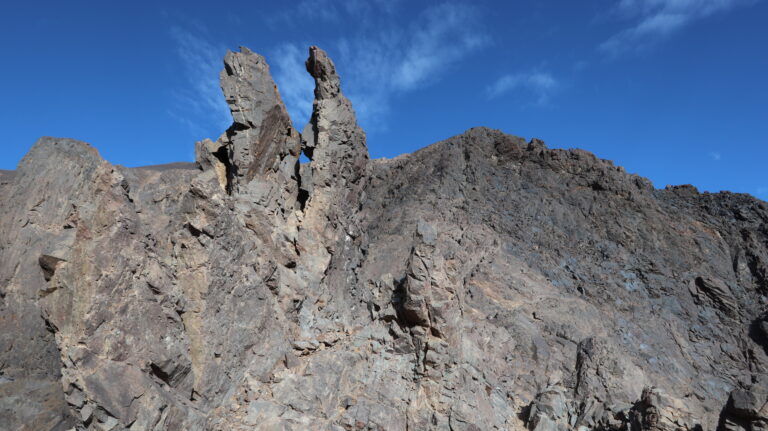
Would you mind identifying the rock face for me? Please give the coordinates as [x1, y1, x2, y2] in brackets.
[1, 46, 768, 431]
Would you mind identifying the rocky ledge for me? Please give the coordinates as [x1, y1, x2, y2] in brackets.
[1, 46, 767, 431]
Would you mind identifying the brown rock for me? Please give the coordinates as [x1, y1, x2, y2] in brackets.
[1, 46, 767, 431]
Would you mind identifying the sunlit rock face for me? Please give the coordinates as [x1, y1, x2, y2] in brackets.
[1, 46, 768, 431]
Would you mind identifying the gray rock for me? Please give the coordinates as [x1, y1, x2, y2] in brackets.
[629, 387, 699, 431]
[719, 378, 768, 431]
[2, 45, 768, 431]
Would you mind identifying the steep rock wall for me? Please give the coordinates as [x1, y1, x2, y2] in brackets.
[1, 46, 767, 431]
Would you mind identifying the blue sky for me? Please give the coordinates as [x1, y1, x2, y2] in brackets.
[1, 1, 766, 198]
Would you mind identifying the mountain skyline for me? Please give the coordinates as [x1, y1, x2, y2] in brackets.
[1, 0, 766, 199]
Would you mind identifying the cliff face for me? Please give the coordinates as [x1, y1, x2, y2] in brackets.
[1, 46, 767, 431]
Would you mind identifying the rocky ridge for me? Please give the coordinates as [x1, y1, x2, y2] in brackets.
[1, 46, 767, 431]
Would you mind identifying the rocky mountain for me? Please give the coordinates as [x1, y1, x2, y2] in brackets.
[1, 46, 767, 431]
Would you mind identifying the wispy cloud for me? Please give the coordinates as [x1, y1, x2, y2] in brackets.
[757, 187, 768, 197]
[271, 44, 315, 127]
[486, 71, 559, 105]
[708, 151, 722, 161]
[270, 2, 489, 131]
[169, 3, 487, 134]
[601, 0, 755, 54]
[390, 3, 488, 91]
[268, 0, 401, 28]
[168, 26, 230, 137]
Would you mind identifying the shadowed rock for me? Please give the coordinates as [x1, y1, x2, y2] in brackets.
[197, 46, 301, 198]
[302, 45, 368, 209]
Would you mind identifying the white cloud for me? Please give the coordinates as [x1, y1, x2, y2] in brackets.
[170, 3, 488, 134]
[168, 26, 230, 137]
[708, 151, 722, 161]
[291, 0, 345, 23]
[601, 0, 754, 54]
[391, 3, 488, 91]
[486, 71, 559, 105]
[268, 0, 401, 28]
[270, 2, 489, 131]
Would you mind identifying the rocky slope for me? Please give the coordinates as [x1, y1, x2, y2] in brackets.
[1, 46, 767, 431]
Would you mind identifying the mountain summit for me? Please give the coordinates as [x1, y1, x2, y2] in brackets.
[1, 46, 767, 431]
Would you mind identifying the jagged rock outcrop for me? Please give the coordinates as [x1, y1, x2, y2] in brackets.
[718, 376, 768, 431]
[1, 45, 768, 431]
